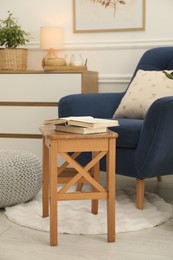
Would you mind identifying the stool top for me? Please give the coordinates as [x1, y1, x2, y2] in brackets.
[39, 125, 118, 140]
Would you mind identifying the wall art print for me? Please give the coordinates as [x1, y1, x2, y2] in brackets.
[73, 0, 146, 33]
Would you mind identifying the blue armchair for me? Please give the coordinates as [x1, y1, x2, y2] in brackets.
[58, 47, 173, 209]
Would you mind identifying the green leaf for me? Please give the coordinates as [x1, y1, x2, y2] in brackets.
[0, 11, 31, 48]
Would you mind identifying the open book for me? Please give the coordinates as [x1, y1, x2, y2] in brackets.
[43, 116, 119, 129]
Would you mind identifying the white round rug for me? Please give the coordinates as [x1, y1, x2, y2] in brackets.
[5, 186, 173, 234]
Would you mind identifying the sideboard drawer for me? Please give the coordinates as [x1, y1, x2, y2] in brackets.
[0, 74, 81, 102]
[0, 106, 57, 134]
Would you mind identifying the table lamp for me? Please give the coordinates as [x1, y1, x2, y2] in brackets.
[40, 26, 65, 67]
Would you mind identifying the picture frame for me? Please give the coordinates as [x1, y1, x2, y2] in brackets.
[73, 0, 146, 33]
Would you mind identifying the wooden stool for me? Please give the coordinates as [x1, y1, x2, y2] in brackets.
[40, 126, 118, 246]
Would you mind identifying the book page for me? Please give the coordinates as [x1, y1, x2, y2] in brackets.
[67, 117, 119, 128]
[61, 116, 94, 121]
[43, 116, 119, 128]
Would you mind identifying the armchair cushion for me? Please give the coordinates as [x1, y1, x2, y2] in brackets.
[113, 70, 173, 119]
[109, 118, 143, 148]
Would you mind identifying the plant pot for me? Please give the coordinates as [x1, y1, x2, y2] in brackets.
[0, 48, 28, 71]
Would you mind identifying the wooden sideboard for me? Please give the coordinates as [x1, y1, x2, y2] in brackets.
[0, 69, 98, 159]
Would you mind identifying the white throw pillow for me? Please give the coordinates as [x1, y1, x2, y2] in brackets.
[113, 70, 173, 119]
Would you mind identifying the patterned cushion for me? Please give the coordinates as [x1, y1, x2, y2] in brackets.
[113, 70, 173, 119]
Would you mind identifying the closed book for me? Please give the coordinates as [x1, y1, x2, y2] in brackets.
[55, 125, 107, 134]
[44, 116, 119, 129]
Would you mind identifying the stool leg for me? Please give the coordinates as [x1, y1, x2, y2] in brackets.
[49, 141, 58, 246]
[42, 137, 49, 218]
[91, 152, 100, 215]
[106, 139, 116, 243]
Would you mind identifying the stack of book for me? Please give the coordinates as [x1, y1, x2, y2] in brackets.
[43, 116, 119, 134]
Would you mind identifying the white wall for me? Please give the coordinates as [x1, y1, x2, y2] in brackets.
[1, 0, 173, 92]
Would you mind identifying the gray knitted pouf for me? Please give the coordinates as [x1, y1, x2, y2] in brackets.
[0, 150, 42, 208]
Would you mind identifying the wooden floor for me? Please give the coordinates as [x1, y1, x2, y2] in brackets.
[0, 174, 173, 260]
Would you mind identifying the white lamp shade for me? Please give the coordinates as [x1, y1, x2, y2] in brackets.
[40, 26, 64, 50]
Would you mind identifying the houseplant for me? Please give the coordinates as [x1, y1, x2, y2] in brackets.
[0, 11, 30, 71]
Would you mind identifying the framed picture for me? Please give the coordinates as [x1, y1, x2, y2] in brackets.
[73, 0, 146, 33]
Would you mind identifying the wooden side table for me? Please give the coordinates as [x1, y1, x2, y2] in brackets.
[40, 126, 118, 246]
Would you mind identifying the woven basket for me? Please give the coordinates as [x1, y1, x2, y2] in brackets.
[0, 48, 28, 71]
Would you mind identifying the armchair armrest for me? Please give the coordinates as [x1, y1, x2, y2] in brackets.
[136, 96, 173, 178]
[58, 93, 124, 118]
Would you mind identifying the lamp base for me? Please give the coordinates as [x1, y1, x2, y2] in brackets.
[42, 56, 66, 68]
